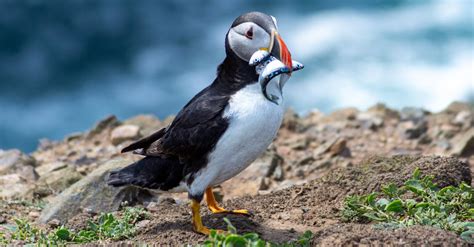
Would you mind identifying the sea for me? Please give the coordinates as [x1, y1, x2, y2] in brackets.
[0, 0, 473, 152]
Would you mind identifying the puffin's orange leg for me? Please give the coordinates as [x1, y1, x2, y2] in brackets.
[205, 187, 249, 215]
[191, 199, 211, 235]
[191, 199, 225, 235]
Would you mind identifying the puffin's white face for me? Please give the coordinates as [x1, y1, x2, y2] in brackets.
[227, 21, 272, 62]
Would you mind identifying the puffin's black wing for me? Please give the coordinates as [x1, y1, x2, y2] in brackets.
[122, 85, 231, 162]
[121, 127, 166, 153]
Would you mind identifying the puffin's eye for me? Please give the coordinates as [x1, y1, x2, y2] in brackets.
[245, 27, 253, 39]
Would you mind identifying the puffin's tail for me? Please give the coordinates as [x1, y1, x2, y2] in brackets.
[107, 156, 184, 191]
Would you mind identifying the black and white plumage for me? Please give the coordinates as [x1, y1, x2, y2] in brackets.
[107, 12, 302, 233]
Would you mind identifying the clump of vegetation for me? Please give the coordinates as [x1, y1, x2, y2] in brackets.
[0, 206, 148, 245]
[342, 168, 474, 242]
[202, 218, 313, 247]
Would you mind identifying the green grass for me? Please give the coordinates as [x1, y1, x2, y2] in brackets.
[342, 168, 474, 243]
[202, 218, 313, 247]
[0, 206, 149, 245]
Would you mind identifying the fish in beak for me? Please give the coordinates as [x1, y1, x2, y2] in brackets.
[248, 29, 304, 105]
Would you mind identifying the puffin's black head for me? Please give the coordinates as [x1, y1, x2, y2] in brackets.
[226, 11, 292, 70]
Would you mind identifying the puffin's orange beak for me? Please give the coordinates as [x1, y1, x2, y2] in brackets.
[270, 31, 293, 72]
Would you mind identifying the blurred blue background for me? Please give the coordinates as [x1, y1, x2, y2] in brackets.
[0, 0, 473, 152]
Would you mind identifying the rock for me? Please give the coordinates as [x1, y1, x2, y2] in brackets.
[314, 137, 350, 157]
[302, 109, 324, 126]
[33, 165, 83, 197]
[47, 219, 60, 228]
[146, 202, 159, 212]
[87, 115, 120, 139]
[399, 121, 428, 139]
[0, 149, 39, 198]
[357, 112, 384, 130]
[272, 164, 284, 181]
[443, 101, 473, 114]
[28, 211, 40, 218]
[136, 220, 151, 230]
[65, 132, 83, 142]
[452, 110, 473, 128]
[400, 107, 429, 123]
[124, 114, 162, 136]
[434, 139, 451, 151]
[35, 162, 68, 177]
[283, 136, 308, 150]
[367, 103, 400, 119]
[110, 125, 141, 145]
[38, 159, 154, 224]
[328, 139, 351, 157]
[326, 107, 359, 121]
[417, 134, 432, 145]
[450, 128, 474, 157]
[296, 155, 315, 166]
[158, 196, 176, 205]
[0, 149, 37, 176]
[37, 138, 56, 151]
[0, 173, 35, 198]
[259, 177, 270, 190]
[281, 109, 304, 132]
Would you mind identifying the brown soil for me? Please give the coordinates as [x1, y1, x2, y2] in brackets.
[65, 155, 472, 246]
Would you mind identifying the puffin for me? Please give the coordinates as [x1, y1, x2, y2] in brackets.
[107, 11, 303, 234]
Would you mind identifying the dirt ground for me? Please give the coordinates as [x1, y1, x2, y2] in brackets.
[2, 102, 473, 246]
[63, 155, 471, 246]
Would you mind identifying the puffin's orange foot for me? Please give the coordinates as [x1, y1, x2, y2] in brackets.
[191, 199, 226, 235]
[210, 207, 250, 215]
[205, 187, 250, 215]
[193, 224, 225, 235]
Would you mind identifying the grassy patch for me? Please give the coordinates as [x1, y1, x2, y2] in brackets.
[342, 168, 474, 242]
[0, 206, 148, 245]
[202, 218, 313, 247]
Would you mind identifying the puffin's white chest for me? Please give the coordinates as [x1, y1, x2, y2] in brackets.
[189, 82, 284, 195]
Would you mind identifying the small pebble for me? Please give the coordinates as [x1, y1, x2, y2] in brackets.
[48, 219, 61, 228]
[28, 211, 40, 218]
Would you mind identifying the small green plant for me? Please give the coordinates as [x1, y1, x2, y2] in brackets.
[202, 218, 313, 247]
[1, 206, 148, 245]
[342, 168, 474, 243]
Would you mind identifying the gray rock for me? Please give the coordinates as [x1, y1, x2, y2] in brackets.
[33, 165, 83, 197]
[327, 107, 359, 121]
[110, 125, 141, 145]
[452, 110, 473, 128]
[314, 137, 350, 157]
[0, 173, 35, 198]
[328, 139, 351, 157]
[450, 128, 474, 157]
[357, 112, 384, 130]
[0, 149, 38, 198]
[399, 121, 428, 139]
[0, 149, 37, 175]
[435, 139, 451, 151]
[124, 114, 163, 136]
[443, 101, 474, 114]
[367, 103, 400, 119]
[400, 107, 429, 123]
[272, 164, 284, 181]
[281, 109, 304, 132]
[87, 115, 120, 139]
[38, 159, 154, 224]
[35, 162, 67, 177]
